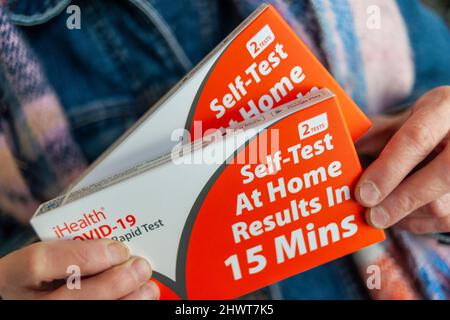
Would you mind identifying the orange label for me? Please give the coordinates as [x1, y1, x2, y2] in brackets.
[158, 95, 384, 299]
[186, 5, 371, 142]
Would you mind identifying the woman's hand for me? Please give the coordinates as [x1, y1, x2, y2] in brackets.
[355, 86, 450, 234]
[0, 239, 160, 300]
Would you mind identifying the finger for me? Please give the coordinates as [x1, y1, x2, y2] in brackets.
[120, 281, 160, 300]
[11, 239, 130, 287]
[46, 257, 152, 300]
[356, 113, 408, 156]
[365, 143, 450, 228]
[409, 193, 450, 218]
[356, 89, 450, 207]
[396, 216, 450, 234]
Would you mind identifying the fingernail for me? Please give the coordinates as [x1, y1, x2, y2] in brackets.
[367, 207, 389, 229]
[359, 181, 381, 206]
[107, 242, 130, 264]
[139, 282, 160, 300]
[132, 258, 152, 283]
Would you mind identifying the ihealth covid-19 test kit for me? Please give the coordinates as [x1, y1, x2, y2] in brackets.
[31, 5, 384, 299]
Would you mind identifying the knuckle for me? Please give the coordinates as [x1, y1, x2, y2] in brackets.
[402, 123, 436, 157]
[24, 243, 46, 282]
[70, 240, 109, 271]
[71, 243, 91, 267]
[391, 193, 417, 217]
[427, 201, 449, 218]
[415, 86, 450, 111]
[110, 264, 139, 295]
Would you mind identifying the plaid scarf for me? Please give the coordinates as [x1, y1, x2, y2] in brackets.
[0, 6, 86, 223]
